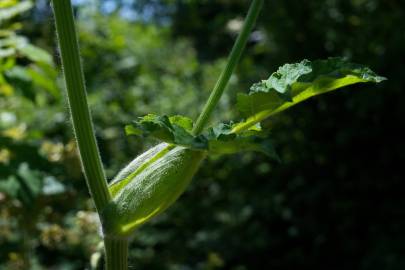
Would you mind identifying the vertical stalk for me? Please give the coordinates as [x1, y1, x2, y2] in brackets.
[52, 1, 127, 269]
[104, 237, 129, 270]
[51, 0, 110, 212]
[192, 0, 264, 135]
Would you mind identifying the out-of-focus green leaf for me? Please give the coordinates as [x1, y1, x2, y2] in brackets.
[18, 44, 53, 65]
[0, 83, 14, 96]
[0, 137, 51, 179]
[0, 58, 15, 71]
[5, 66, 31, 81]
[234, 58, 386, 132]
[0, 0, 19, 9]
[0, 163, 43, 206]
[16, 163, 42, 204]
[27, 66, 60, 98]
[0, 1, 32, 22]
[0, 47, 15, 58]
[0, 175, 20, 198]
[42, 176, 65, 195]
[4, 64, 59, 99]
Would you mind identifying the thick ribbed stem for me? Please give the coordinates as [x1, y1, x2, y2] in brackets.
[104, 237, 129, 270]
[52, 0, 111, 212]
[52, 1, 120, 268]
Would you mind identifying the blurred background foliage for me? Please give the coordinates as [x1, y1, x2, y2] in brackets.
[0, 0, 404, 269]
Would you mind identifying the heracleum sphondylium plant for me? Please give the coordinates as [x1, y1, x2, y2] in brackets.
[51, 0, 385, 268]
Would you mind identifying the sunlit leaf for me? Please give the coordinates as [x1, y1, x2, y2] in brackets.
[125, 115, 278, 160]
[125, 114, 207, 150]
[0, 0, 19, 9]
[0, 1, 32, 22]
[0, 83, 14, 96]
[18, 44, 53, 65]
[27, 66, 60, 98]
[234, 58, 386, 132]
[207, 122, 279, 160]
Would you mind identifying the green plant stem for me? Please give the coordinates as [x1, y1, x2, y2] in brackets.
[104, 237, 129, 270]
[231, 109, 276, 134]
[52, 0, 111, 212]
[230, 87, 319, 134]
[192, 0, 264, 135]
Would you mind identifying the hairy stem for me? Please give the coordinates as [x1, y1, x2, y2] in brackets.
[52, 0, 111, 212]
[52, 2, 129, 268]
[104, 237, 129, 270]
[192, 0, 264, 135]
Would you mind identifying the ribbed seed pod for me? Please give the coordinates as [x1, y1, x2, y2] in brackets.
[102, 143, 206, 237]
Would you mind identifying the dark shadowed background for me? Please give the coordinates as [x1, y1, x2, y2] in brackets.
[1, 0, 404, 269]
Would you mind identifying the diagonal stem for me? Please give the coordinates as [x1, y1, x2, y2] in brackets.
[192, 0, 264, 135]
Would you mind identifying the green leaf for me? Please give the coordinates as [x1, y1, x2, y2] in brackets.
[234, 58, 386, 133]
[207, 122, 236, 141]
[169, 115, 194, 132]
[125, 114, 208, 150]
[16, 163, 42, 206]
[0, 176, 20, 198]
[0, 163, 43, 207]
[125, 115, 279, 160]
[0, 1, 32, 22]
[18, 44, 53, 65]
[249, 60, 313, 101]
[206, 122, 279, 161]
[208, 137, 279, 160]
[42, 176, 65, 195]
[0, 47, 15, 58]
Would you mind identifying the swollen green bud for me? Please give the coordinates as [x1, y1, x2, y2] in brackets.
[108, 143, 172, 197]
[102, 143, 206, 237]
